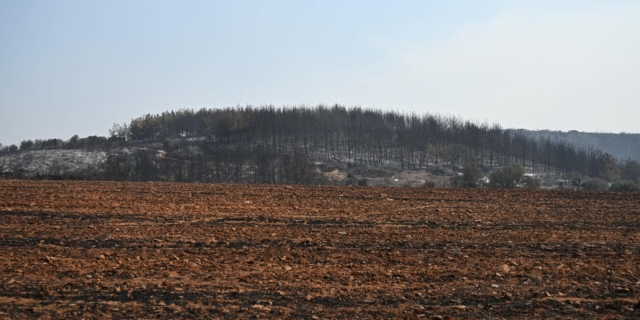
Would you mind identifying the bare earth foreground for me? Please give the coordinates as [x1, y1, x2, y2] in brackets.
[0, 181, 638, 319]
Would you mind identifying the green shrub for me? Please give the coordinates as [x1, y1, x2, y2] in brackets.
[582, 178, 609, 191]
[489, 163, 525, 188]
[462, 162, 483, 187]
[451, 162, 484, 188]
[567, 171, 583, 187]
[421, 180, 436, 188]
[609, 180, 640, 192]
[522, 176, 541, 189]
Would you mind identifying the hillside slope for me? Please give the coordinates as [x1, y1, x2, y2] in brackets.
[517, 129, 640, 162]
[2, 106, 638, 189]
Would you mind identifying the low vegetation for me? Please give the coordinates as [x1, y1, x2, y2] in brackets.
[582, 178, 610, 191]
[609, 179, 640, 192]
[489, 163, 525, 188]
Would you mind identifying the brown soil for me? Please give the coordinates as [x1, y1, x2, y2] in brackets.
[0, 180, 638, 319]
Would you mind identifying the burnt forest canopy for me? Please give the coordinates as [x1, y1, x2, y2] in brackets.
[1, 105, 639, 189]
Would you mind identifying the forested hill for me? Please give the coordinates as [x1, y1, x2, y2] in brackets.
[2, 105, 639, 187]
[115, 106, 631, 181]
[514, 129, 640, 162]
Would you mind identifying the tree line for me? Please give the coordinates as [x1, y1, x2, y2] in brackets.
[1, 135, 124, 153]
[2, 105, 639, 188]
[122, 105, 638, 182]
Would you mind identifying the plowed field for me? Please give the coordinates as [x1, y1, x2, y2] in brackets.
[0, 180, 639, 319]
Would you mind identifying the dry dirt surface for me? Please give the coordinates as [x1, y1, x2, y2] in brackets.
[0, 180, 639, 319]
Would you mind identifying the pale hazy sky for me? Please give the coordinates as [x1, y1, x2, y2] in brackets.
[1, 0, 639, 146]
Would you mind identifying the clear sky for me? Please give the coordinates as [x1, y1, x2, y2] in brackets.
[1, 0, 639, 146]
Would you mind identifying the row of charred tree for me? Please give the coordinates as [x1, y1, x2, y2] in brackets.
[5, 105, 639, 185]
[119, 105, 634, 181]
